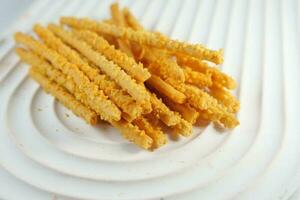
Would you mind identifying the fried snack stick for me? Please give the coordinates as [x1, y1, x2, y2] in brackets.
[123, 8, 143, 30]
[60, 17, 224, 64]
[147, 97, 192, 137]
[30, 56, 152, 149]
[72, 29, 150, 83]
[29, 67, 98, 125]
[172, 118, 192, 137]
[209, 83, 240, 113]
[150, 93, 182, 126]
[17, 48, 106, 123]
[119, 9, 186, 84]
[146, 74, 186, 104]
[110, 3, 135, 58]
[142, 50, 185, 84]
[14, 32, 121, 121]
[181, 84, 239, 128]
[121, 8, 146, 60]
[176, 53, 236, 89]
[34, 25, 143, 121]
[111, 119, 153, 150]
[197, 109, 237, 129]
[163, 98, 199, 124]
[133, 117, 167, 149]
[182, 66, 212, 88]
[48, 24, 150, 105]
[18, 48, 152, 149]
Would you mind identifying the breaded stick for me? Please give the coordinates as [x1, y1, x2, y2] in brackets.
[72, 29, 150, 83]
[133, 117, 167, 149]
[122, 7, 143, 31]
[150, 93, 182, 126]
[180, 84, 239, 128]
[34, 25, 143, 121]
[17, 48, 76, 92]
[182, 66, 212, 88]
[48, 24, 150, 105]
[18, 48, 152, 149]
[60, 17, 224, 64]
[122, 8, 146, 60]
[146, 74, 186, 104]
[16, 48, 104, 123]
[110, 119, 153, 150]
[121, 9, 185, 84]
[110, 2, 134, 58]
[142, 50, 185, 84]
[197, 109, 237, 129]
[14, 32, 121, 121]
[210, 83, 240, 113]
[172, 118, 192, 137]
[163, 98, 199, 124]
[29, 67, 98, 125]
[176, 54, 236, 89]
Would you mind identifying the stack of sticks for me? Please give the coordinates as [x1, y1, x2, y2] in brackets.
[14, 3, 239, 150]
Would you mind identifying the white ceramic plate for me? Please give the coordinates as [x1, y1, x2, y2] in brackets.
[1, 0, 300, 199]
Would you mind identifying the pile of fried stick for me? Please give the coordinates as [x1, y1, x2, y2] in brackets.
[14, 3, 240, 150]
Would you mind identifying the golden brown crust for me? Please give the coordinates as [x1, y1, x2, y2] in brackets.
[150, 93, 182, 126]
[163, 98, 199, 124]
[60, 17, 224, 64]
[146, 75, 186, 104]
[182, 66, 212, 88]
[14, 32, 121, 121]
[13, 3, 240, 150]
[133, 117, 167, 149]
[110, 119, 153, 150]
[176, 53, 236, 89]
[210, 83, 240, 113]
[179, 84, 239, 128]
[142, 49, 185, 84]
[122, 7, 144, 30]
[28, 67, 98, 125]
[48, 24, 150, 105]
[34, 25, 143, 121]
[20, 48, 153, 149]
[110, 2, 135, 58]
[73, 29, 150, 83]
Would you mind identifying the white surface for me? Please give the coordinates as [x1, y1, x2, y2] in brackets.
[0, 0, 34, 33]
[1, 0, 300, 199]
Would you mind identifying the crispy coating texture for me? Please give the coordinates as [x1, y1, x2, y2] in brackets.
[176, 53, 236, 89]
[182, 66, 212, 88]
[110, 2, 135, 58]
[111, 119, 153, 150]
[122, 7, 186, 86]
[60, 17, 224, 64]
[133, 117, 167, 149]
[172, 118, 192, 137]
[73, 29, 150, 83]
[17, 48, 103, 123]
[146, 74, 186, 104]
[163, 98, 199, 124]
[142, 49, 185, 84]
[122, 7, 147, 60]
[19, 48, 152, 149]
[34, 25, 143, 121]
[122, 7, 144, 30]
[48, 24, 150, 105]
[180, 84, 239, 128]
[210, 83, 240, 113]
[14, 32, 121, 121]
[29, 67, 98, 125]
[150, 93, 182, 126]
[14, 3, 240, 150]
